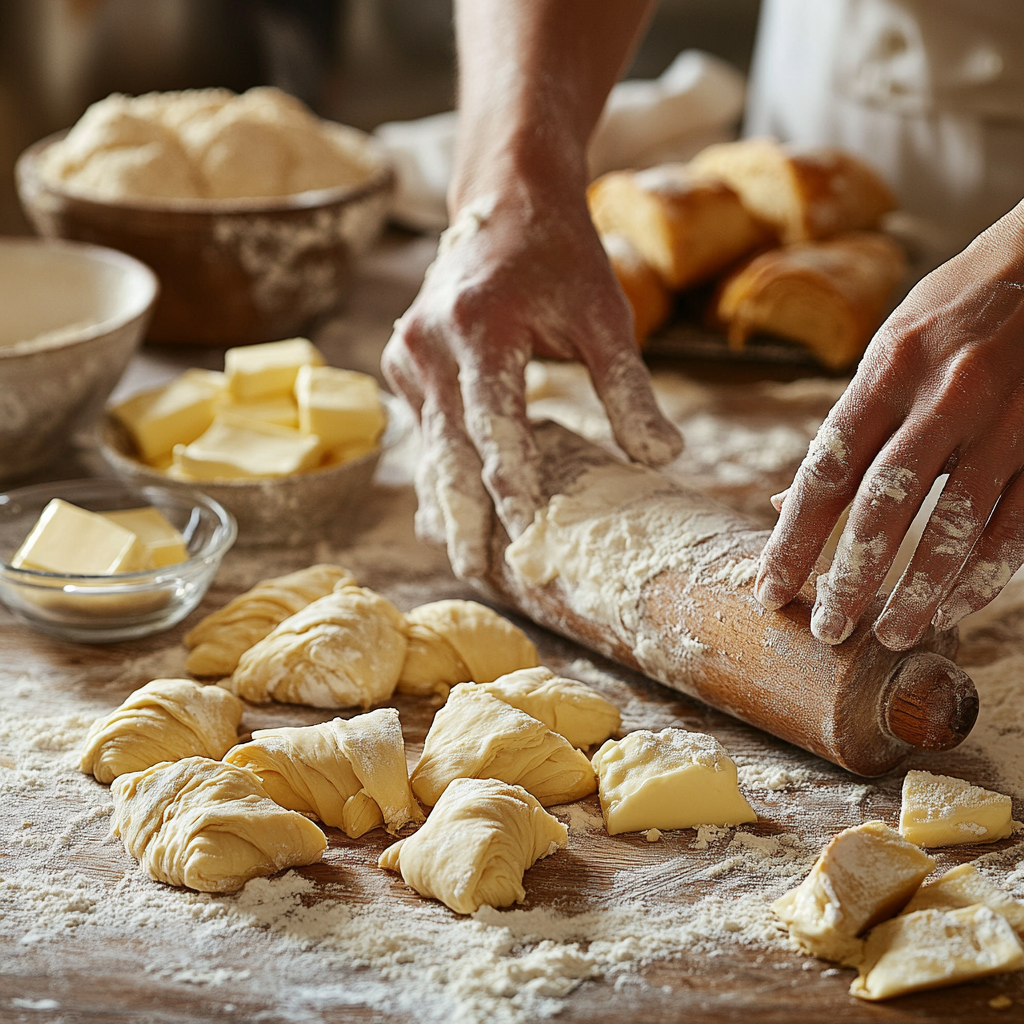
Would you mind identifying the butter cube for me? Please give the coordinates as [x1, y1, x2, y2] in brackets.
[294, 365, 386, 450]
[902, 863, 1024, 933]
[218, 394, 300, 429]
[899, 770, 1014, 847]
[111, 369, 224, 461]
[102, 507, 189, 568]
[851, 905, 1024, 1001]
[172, 414, 322, 480]
[772, 821, 934, 964]
[12, 499, 149, 575]
[591, 728, 756, 835]
[225, 338, 325, 400]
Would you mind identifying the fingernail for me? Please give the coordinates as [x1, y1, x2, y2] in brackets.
[932, 601, 969, 632]
[872, 615, 922, 652]
[770, 488, 790, 512]
[811, 603, 855, 644]
[754, 575, 787, 611]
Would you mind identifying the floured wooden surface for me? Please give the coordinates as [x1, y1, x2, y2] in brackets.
[1, 235, 1022, 1023]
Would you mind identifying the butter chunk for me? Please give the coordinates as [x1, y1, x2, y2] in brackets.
[102, 507, 189, 568]
[899, 770, 1014, 847]
[12, 499, 149, 575]
[172, 414, 322, 480]
[111, 368, 223, 461]
[225, 337, 325, 400]
[591, 728, 756, 836]
[219, 393, 300, 429]
[294, 365, 385, 450]
[772, 821, 934, 964]
[851, 905, 1024, 1001]
[902, 864, 1024, 933]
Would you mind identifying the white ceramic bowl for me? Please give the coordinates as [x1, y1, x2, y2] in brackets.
[0, 237, 158, 484]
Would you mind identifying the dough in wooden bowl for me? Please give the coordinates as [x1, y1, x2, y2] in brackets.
[397, 599, 539, 697]
[410, 684, 596, 807]
[228, 585, 407, 709]
[110, 756, 326, 893]
[184, 563, 356, 677]
[224, 708, 423, 838]
[378, 776, 567, 914]
[80, 678, 243, 784]
[473, 666, 621, 749]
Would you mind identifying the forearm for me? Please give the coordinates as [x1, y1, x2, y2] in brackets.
[450, 0, 654, 212]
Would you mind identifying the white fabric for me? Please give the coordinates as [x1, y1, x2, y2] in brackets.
[746, 0, 1024, 259]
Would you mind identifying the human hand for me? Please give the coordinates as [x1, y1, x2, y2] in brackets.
[755, 202, 1024, 650]
[381, 183, 682, 579]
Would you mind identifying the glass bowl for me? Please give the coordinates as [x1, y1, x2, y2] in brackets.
[0, 478, 236, 643]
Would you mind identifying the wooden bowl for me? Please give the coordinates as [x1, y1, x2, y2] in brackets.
[16, 125, 394, 347]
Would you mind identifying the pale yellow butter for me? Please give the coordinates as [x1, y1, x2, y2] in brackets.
[102, 507, 189, 568]
[591, 728, 756, 836]
[172, 414, 322, 480]
[294, 365, 385, 450]
[899, 770, 1014, 848]
[111, 369, 224, 461]
[225, 338, 325, 400]
[12, 499, 149, 575]
[218, 393, 300, 429]
[772, 821, 934, 964]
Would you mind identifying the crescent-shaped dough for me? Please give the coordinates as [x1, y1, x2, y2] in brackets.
[410, 684, 596, 807]
[474, 667, 621, 749]
[397, 600, 539, 697]
[111, 756, 326, 893]
[184, 563, 356, 677]
[80, 678, 244, 784]
[224, 708, 423, 837]
[378, 776, 567, 914]
[228, 586, 407, 709]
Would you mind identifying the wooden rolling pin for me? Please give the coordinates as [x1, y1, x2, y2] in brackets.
[481, 421, 978, 776]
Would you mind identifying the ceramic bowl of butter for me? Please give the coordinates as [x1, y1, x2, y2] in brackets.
[15, 87, 394, 346]
[0, 237, 158, 485]
[0, 478, 235, 643]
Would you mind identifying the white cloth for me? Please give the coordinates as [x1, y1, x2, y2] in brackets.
[375, 51, 746, 232]
[746, 0, 1024, 259]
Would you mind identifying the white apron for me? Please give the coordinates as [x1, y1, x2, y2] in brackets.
[745, 0, 1024, 259]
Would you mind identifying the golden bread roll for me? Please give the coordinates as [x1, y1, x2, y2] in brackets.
[689, 139, 897, 244]
[599, 233, 672, 345]
[711, 232, 906, 370]
[588, 165, 767, 289]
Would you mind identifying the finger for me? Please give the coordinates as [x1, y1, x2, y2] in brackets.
[873, 463, 1007, 649]
[458, 345, 543, 540]
[381, 328, 424, 423]
[811, 430, 952, 644]
[932, 470, 1024, 630]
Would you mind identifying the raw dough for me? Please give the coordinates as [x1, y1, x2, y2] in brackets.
[224, 708, 423, 838]
[474, 667, 620, 749]
[184, 563, 355, 677]
[591, 728, 755, 835]
[773, 821, 935, 965]
[228, 586, 408, 709]
[899, 769, 1014, 847]
[110, 756, 326, 893]
[378, 776, 567, 914]
[901, 864, 1024, 933]
[851, 906, 1024, 1001]
[80, 678, 243, 784]
[410, 684, 597, 807]
[397, 599, 539, 697]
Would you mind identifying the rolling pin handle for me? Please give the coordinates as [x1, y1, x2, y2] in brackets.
[881, 652, 979, 751]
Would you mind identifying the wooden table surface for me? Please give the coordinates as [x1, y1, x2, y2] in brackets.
[1, 234, 1022, 1024]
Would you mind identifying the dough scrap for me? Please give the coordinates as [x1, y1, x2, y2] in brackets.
[591, 728, 755, 835]
[899, 769, 1014, 847]
[111, 756, 326, 893]
[378, 776, 567, 914]
[80, 678, 243, 784]
[410, 684, 597, 807]
[184, 563, 356, 677]
[901, 863, 1024, 933]
[474, 666, 620, 749]
[228, 585, 407, 709]
[224, 708, 423, 837]
[851, 905, 1024, 1001]
[397, 600, 539, 697]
